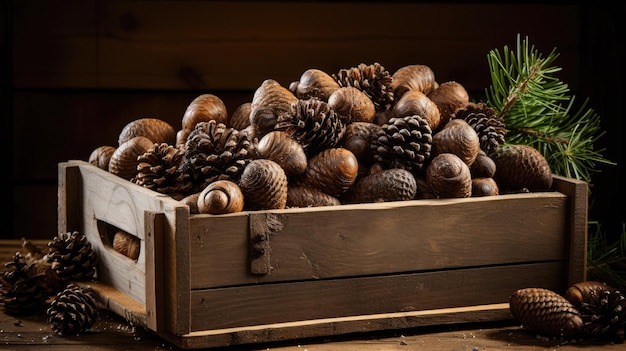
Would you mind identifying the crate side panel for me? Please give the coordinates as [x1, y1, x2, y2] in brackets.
[67, 161, 189, 312]
[189, 194, 568, 288]
[189, 262, 567, 331]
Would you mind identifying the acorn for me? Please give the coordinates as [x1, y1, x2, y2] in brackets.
[327, 86, 376, 124]
[427, 81, 470, 131]
[390, 64, 437, 99]
[197, 180, 245, 214]
[112, 230, 140, 260]
[432, 118, 480, 166]
[392, 90, 441, 131]
[256, 131, 308, 177]
[181, 94, 228, 131]
[426, 153, 472, 198]
[471, 177, 499, 197]
[299, 148, 359, 198]
[88, 145, 116, 170]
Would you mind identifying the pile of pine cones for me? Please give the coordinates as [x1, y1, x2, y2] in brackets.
[0, 232, 99, 336]
[88, 62, 554, 215]
[510, 281, 625, 342]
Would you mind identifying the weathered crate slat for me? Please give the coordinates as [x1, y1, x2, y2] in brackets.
[58, 160, 587, 349]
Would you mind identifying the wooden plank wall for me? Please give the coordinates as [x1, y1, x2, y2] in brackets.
[4, 1, 623, 239]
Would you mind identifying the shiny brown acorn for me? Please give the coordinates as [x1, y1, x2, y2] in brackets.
[287, 184, 341, 208]
[197, 180, 245, 214]
[471, 177, 499, 197]
[108, 136, 155, 180]
[390, 64, 438, 99]
[179, 192, 200, 214]
[291, 68, 341, 101]
[112, 230, 140, 260]
[427, 81, 470, 130]
[509, 287, 584, 339]
[229, 102, 252, 131]
[299, 147, 359, 197]
[392, 90, 441, 131]
[327, 86, 376, 124]
[341, 121, 382, 168]
[470, 150, 497, 178]
[256, 131, 308, 177]
[239, 159, 288, 210]
[432, 118, 480, 166]
[88, 145, 116, 170]
[343, 168, 417, 204]
[490, 144, 553, 192]
[181, 94, 229, 131]
[250, 79, 298, 137]
[426, 153, 472, 198]
[117, 117, 177, 146]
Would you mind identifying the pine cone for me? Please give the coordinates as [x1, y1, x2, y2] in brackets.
[0, 252, 50, 315]
[180, 120, 255, 193]
[274, 98, 346, 157]
[132, 142, 192, 199]
[509, 287, 584, 339]
[46, 231, 97, 281]
[370, 115, 433, 173]
[47, 284, 98, 336]
[564, 281, 626, 341]
[451, 102, 505, 155]
[333, 62, 394, 112]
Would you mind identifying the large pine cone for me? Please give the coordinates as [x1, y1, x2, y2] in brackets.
[564, 281, 626, 341]
[451, 102, 505, 155]
[132, 143, 191, 199]
[180, 120, 255, 193]
[509, 287, 583, 339]
[0, 252, 50, 315]
[274, 98, 346, 157]
[47, 284, 98, 336]
[46, 231, 97, 281]
[370, 114, 433, 173]
[490, 144, 553, 192]
[333, 62, 394, 112]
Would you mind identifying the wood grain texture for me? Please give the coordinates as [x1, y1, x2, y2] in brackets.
[188, 193, 569, 288]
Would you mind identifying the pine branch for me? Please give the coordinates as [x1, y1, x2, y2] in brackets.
[484, 34, 615, 184]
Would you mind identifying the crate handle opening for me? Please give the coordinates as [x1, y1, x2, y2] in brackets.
[96, 220, 141, 261]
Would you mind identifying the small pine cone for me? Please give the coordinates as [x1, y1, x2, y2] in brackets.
[333, 62, 394, 112]
[46, 232, 97, 281]
[451, 102, 505, 155]
[274, 98, 346, 157]
[47, 284, 98, 336]
[0, 252, 50, 315]
[342, 168, 417, 204]
[132, 142, 192, 198]
[239, 159, 288, 211]
[370, 115, 433, 173]
[180, 120, 255, 194]
[565, 281, 626, 341]
[509, 287, 584, 339]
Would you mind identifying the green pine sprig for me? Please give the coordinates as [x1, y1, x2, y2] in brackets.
[484, 34, 615, 184]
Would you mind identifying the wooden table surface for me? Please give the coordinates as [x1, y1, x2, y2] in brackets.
[1, 240, 623, 351]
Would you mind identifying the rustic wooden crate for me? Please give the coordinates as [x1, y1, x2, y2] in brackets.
[58, 159, 588, 349]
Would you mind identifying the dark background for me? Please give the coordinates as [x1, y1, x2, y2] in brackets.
[2, 1, 624, 240]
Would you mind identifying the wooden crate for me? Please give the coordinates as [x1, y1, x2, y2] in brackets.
[58, 160, 588, 349]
